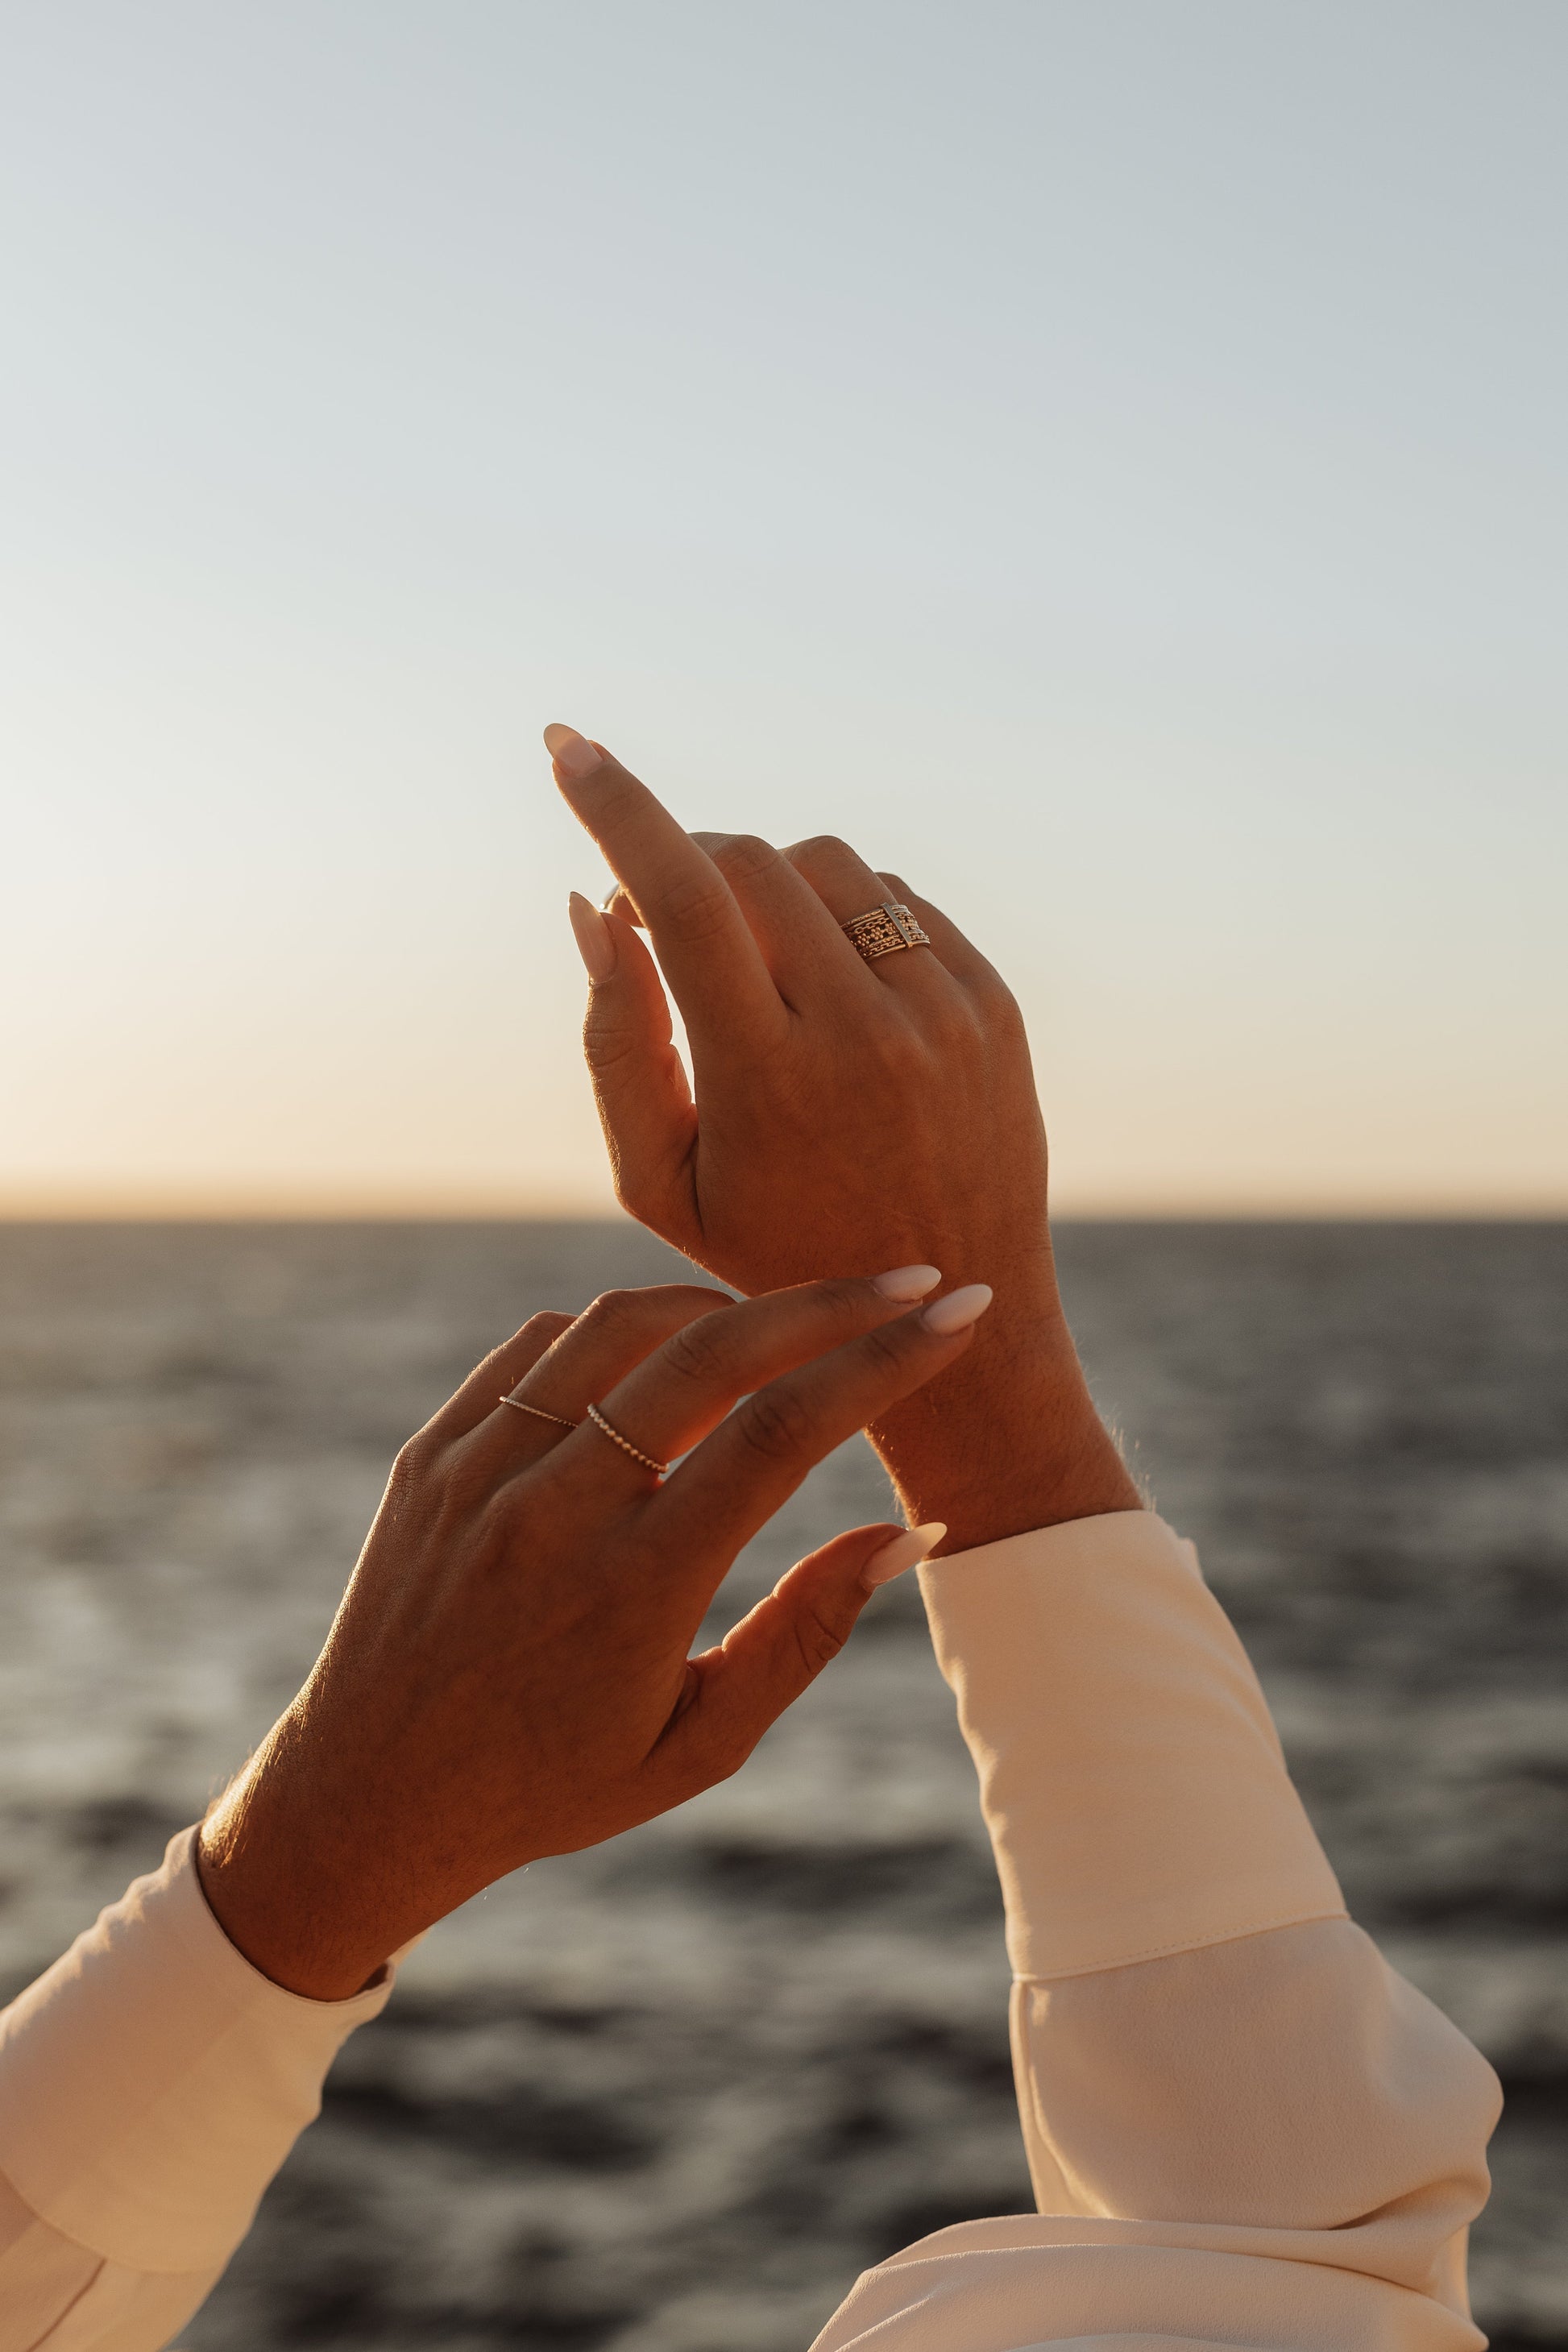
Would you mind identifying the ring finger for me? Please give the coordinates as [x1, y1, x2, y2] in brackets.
[457, 1284, 732, 1485]
[541, 1267, 942, 1504]
[780, 834, 956, 996]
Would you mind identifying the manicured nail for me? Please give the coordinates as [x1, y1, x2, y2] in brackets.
[568, 891, 616, 982]
[863, 1522, 948, 1587]
[544, 723, 604, 779]
[923, 1283, 993, 1335]
[873, 1264, 941, 1301]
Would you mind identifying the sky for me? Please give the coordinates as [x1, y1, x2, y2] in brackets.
[2, 0, 1564, 1216]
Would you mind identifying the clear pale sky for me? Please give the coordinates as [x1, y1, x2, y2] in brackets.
[2, 2, 1564, 1215]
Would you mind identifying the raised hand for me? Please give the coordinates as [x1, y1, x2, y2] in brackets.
[548, 724, 1140, 1548]
[197, 1269, 985, 2000]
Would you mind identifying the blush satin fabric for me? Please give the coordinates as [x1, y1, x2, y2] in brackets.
[0, 1512, 1500, 2350]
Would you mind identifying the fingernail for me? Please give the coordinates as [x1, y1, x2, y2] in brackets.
[873, 1264, 941, 1301]
[568, 891, 616, 982]
[544, 723, 604, 779]
[863, 1521, 948, 1587]
[923, 1283, 993, 1335]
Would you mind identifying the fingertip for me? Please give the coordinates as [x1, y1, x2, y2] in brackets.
[544, 723, 606, 780]
[921, 1283, 993, 1337]
[861, 1521, 948, 1589]
[568, 891, 617, 982]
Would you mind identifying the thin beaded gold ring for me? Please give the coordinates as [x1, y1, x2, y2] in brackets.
[584, 1401, 669, 1478]
[499, 1396, 579, 1430]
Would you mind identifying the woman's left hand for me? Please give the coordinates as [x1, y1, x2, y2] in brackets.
[197, 1269, 982, 2000]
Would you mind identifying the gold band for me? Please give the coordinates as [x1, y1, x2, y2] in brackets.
[843, 901, 931, 962]
[585, 1400, 669, 1477]
[500, 1396, 579, 1430]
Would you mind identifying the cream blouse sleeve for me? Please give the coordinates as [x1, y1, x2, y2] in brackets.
[0, 1827, 394, 2351]
[811, 1510, 1503, 2352]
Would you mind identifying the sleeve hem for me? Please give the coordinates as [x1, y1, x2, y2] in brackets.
[1010, 1901, 1351, 1985]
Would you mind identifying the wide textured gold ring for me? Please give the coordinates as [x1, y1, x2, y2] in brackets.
[843, 901, 931, 962]
[585, 1401, 670, 1478]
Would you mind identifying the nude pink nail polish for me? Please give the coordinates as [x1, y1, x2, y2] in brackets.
[568, 891, 616, 983]
[544, 723, 604, 779]
[862, 1522, 948, 1587]
[873, 1265, 942, 1301]
[922, 1284, 993, 1335]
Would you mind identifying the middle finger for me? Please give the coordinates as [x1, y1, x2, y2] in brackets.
[536, 1267, 942, 1503]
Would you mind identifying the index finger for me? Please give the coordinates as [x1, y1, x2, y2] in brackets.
[544, 724, 786, 1045]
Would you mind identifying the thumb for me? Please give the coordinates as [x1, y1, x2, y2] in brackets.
[568, 894, 699, 1238]
[662, 1520, 948, 1785]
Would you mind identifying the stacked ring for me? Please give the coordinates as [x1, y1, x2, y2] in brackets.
[500, 1396, 578, 1429]
[584, 1401, 669, 1478]
[843, 902, 931, 962]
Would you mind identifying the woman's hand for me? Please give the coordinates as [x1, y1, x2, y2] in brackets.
[197, 1269, 985, 2000]
[547, 725, 1139, 1548]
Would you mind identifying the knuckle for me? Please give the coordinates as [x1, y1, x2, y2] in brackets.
[516, 1310, 574, 1352]
[735, 1382, 818, 1462]
[391, 1431, 435, 1491]
[660, 1310, 732, 1388]
[785, 832, 856, 878]
[927, 990, 984, 1049]
[857, 1319, 915, 1382]
[571, 1287, 653, 1349]
[710, 832, 778, 884]
[811, 1276, 881, 1335]
[862, 1017, 927, 1081]
[651, 869, 734, 944]
[976, 973, 1027, 1039]
[582, 998, 642, 1071]
[794, 1603, 849, 1677]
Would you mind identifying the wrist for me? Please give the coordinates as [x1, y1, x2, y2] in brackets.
[869, 1264, 1140, 1549]
[197, 1724, 400, 2003]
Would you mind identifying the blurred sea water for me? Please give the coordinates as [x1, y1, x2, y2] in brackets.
[0, 1219, 1564, 2351]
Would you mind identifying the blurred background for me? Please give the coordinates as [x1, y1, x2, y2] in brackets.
[2, 4, 1564, 2347]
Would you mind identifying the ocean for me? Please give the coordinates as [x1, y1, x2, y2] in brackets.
[1, 1219, 1563, 2350]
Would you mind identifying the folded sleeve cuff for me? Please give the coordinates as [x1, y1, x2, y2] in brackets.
[918, 1510, 1346, 1981]
[0, 1826, 394, 2274]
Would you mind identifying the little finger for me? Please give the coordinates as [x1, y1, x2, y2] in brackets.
[875, 873, 1007, 998]
[414, 1311, 577, 1453]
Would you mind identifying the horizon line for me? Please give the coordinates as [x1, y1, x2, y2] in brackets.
[1, 1189, 1565, 1226]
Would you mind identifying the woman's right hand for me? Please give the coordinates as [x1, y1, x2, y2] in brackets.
[546, 725, 1140, 1549]
[197, 1268, 989, 2001]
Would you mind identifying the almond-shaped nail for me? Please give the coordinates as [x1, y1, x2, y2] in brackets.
[863, 1521, 948, 1587]
[873, 1264, 941, 1301]
[923, 1283, 993, 1335]
[543, 722, 604, 779]
[568, 891, 616, 983]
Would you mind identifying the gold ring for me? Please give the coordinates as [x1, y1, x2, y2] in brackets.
[500, 1396, 579, 1430]
[843, 902, 931, 962]
[585, 1401, 669, 1477]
